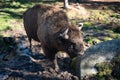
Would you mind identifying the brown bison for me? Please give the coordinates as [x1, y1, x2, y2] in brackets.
[23, 4, 85, 70]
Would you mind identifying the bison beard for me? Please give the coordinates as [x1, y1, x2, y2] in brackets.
[23, 4, 85, 71]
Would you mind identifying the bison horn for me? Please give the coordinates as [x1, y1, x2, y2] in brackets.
[78, 23, 83, 30]
[60, 28, 69, 39]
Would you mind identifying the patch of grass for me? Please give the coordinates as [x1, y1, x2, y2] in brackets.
[84, 37, 101, 45]
[102, 37, 113, 41]
[93, 54, 120, 80]
[84, 22, 93, 27]
[0, 1, 34, 31]
[3, 1, 21, 8]
[110, 33, 120, 39]
[114, 34, 120, 38]
[95, 62, 113, 77]
[89, 10, 117, 25]
[0, 13, 12, 31]
[110, 13, 120, 18]
[91, 10, 108, 22]
[104, 30, 114, 33]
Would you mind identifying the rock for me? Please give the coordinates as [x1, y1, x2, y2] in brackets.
[0, 74, 9, 80]
[75, 39, 120, 78]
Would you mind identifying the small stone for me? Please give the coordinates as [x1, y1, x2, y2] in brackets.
[0, 74, 9, 80]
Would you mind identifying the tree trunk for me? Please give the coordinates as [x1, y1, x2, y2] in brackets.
[64, 0, 69, 9]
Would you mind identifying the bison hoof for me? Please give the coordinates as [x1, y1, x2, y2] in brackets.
[55, 66, 60, 72]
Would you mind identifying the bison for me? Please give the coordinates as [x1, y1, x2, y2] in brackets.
[23, 4, 85, 71]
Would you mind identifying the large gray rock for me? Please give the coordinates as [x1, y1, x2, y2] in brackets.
[80, 39, 120, 78]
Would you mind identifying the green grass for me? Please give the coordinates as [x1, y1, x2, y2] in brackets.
[0, 1, 36, 31]
[93, 55, 120, 80]
[102, 37, 113, 41]
[84, 37, 101, 45]
[0, 1, 120, 44]
[95, 62, 113, 76]
[110, 13, 120, 18]
[0, 1, 55, 32]
[84, 22, 93, 27]
[0, 12, 12, 31]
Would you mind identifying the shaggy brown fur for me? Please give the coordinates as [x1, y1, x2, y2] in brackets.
[24, 4, 85, 70]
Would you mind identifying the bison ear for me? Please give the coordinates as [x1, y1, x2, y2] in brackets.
[60, 28, 69, 39]
[77, 23, 83, 30]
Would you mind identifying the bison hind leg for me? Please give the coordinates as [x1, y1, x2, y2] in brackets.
[28, 37, 32, 49]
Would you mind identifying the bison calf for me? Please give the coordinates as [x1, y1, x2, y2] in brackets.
[23, 4, 85, 71]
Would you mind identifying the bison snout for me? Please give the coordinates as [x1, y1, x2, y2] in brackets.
[77, 51, 84, 56]
[77, 44, 86, 56]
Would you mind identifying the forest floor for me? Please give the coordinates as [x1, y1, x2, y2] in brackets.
[0, 1, 120, 80]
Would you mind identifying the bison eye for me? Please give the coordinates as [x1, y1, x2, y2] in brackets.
[69, 43, 76, 49]
[70, 45, 74, 49]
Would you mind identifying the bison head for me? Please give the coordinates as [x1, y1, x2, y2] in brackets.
[56, 23, 85, 58]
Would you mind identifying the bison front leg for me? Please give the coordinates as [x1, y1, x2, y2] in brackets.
[53, 54, 59, 71]
[42, 46, 59, 71]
